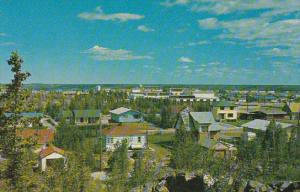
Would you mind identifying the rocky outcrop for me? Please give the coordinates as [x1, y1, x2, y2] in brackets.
[243, 180, 300, 192]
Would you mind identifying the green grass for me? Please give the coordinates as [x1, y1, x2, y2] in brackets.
[148, 133, 174, 160]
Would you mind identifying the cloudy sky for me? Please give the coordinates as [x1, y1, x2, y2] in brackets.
[0, 0, 299, 84]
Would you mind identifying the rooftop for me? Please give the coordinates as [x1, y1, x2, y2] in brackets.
[17, 129, 54, 144]
[190, 112, 215, 124]
[103, 124, 146, 137]
[109, 107, 132, 115]
[241, 119, 293, 131]
[39, 146, 64, 158]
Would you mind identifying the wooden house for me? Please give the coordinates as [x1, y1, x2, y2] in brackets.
[109, 107, 142, 123]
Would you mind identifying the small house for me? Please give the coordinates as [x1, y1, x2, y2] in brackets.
[39, 146, 66, 171]
[212, 101, 237, 121]
[103, 125, 147, 151]
[59, 110, 101, 125]
[283, 102, 300, 120]
[109, 107, 142, 123]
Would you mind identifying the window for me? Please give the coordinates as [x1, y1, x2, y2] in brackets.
[230, 106, 234, 110]
[80, 117, 84, 123]
[220, 107, 225, 110]
[138, 136, 141, 143]
[228, 113, 233, 118]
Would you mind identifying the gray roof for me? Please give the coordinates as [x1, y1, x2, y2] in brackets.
[190, 112, 215, 124]
[209, 122, 239, 132]
[110, 107, 133, 115]
[241, 119, 293, 131]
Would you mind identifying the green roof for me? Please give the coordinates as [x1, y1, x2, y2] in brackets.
[213, 100, 236, 107]
[73, 110, 101, 118]
[60, 110, 101, 118]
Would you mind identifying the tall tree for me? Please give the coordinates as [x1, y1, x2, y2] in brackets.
[0, 52, 36, 190]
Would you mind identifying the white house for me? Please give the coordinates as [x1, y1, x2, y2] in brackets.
[192, 90, 220, 102]
[39, 146, 66, 171]
[103, 125, 147, 151]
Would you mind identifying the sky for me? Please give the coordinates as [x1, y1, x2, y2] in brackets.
[0, 0, 299, 85]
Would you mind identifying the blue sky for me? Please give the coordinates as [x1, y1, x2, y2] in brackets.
[0, 0, 299, 84]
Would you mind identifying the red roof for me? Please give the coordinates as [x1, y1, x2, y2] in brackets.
[16, 129, 54, 144]
[39, 146, 64, 158]
[103, 125, 145, 137]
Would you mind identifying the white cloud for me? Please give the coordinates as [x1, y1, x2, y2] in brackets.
[178, 56, 194, 63]
[188, 40, 210, 46]
[78, 6, 144, 22]
[160, 0, 189, 7]
[198, 18, 219, 29]
[137, 25, 154, 32]
[83, 45, 152, 61]
[190, 0, 299, 16]
[198, 17, 300, 58]
[0, 42, 16, 46]
[208, 61, 221, 66]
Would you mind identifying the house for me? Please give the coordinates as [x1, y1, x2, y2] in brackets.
[210, 141, 237, 159]
[39, 146, 66, 171]
[283, 102, 300, 120]
[250, 109, 287, 120]
[212, 101, 237, 121]
[16, 129, 54, 145]
[241, 119, 294, 134]
[103, 125, 147, 151]
[174, 107, 221, 140]
[110, 107, 142, 123]
[4, 112, 44, 128]
[59, 110, 101, 125]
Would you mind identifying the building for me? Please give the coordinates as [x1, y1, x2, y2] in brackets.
[110, 107, 142, 123]
[4, 112, 44, 128]
[210, 141, 237, 159]
[212, 101, 237, 121]
[241, 119, 294, 134]
[192, 90, 220, 102]
[103, 125, 147, 151]
[59, 110, 101, 125]
[16, 129, 54, 145]
[39, 146, 66, 171]
[283, 102, 300, 120]
[169, 88, 185, 96]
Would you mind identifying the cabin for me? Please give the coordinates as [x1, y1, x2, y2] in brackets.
[212, 101, 237, 121]
[39, 146, 66, 171]
[210, 141, 237, 159]
[109, 107, 142, 123]
[283, 102, 300, 120]
[103, 125, 147, 151]
[59, 110, 101, 125]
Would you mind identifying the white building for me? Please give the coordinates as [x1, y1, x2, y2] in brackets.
[192, 90, 219, 102]
[103, 125, 147, 151]
[39, 146, 66, 171]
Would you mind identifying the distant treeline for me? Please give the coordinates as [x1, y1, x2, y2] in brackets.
[1, 83, 300, 91]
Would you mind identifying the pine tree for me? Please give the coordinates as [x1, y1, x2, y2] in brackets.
[0, 51, 37, 190]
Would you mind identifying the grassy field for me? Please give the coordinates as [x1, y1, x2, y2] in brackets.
[148, 133, 174, 161]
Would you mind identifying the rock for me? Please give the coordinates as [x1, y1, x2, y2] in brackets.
[248, 180, 262, 188]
